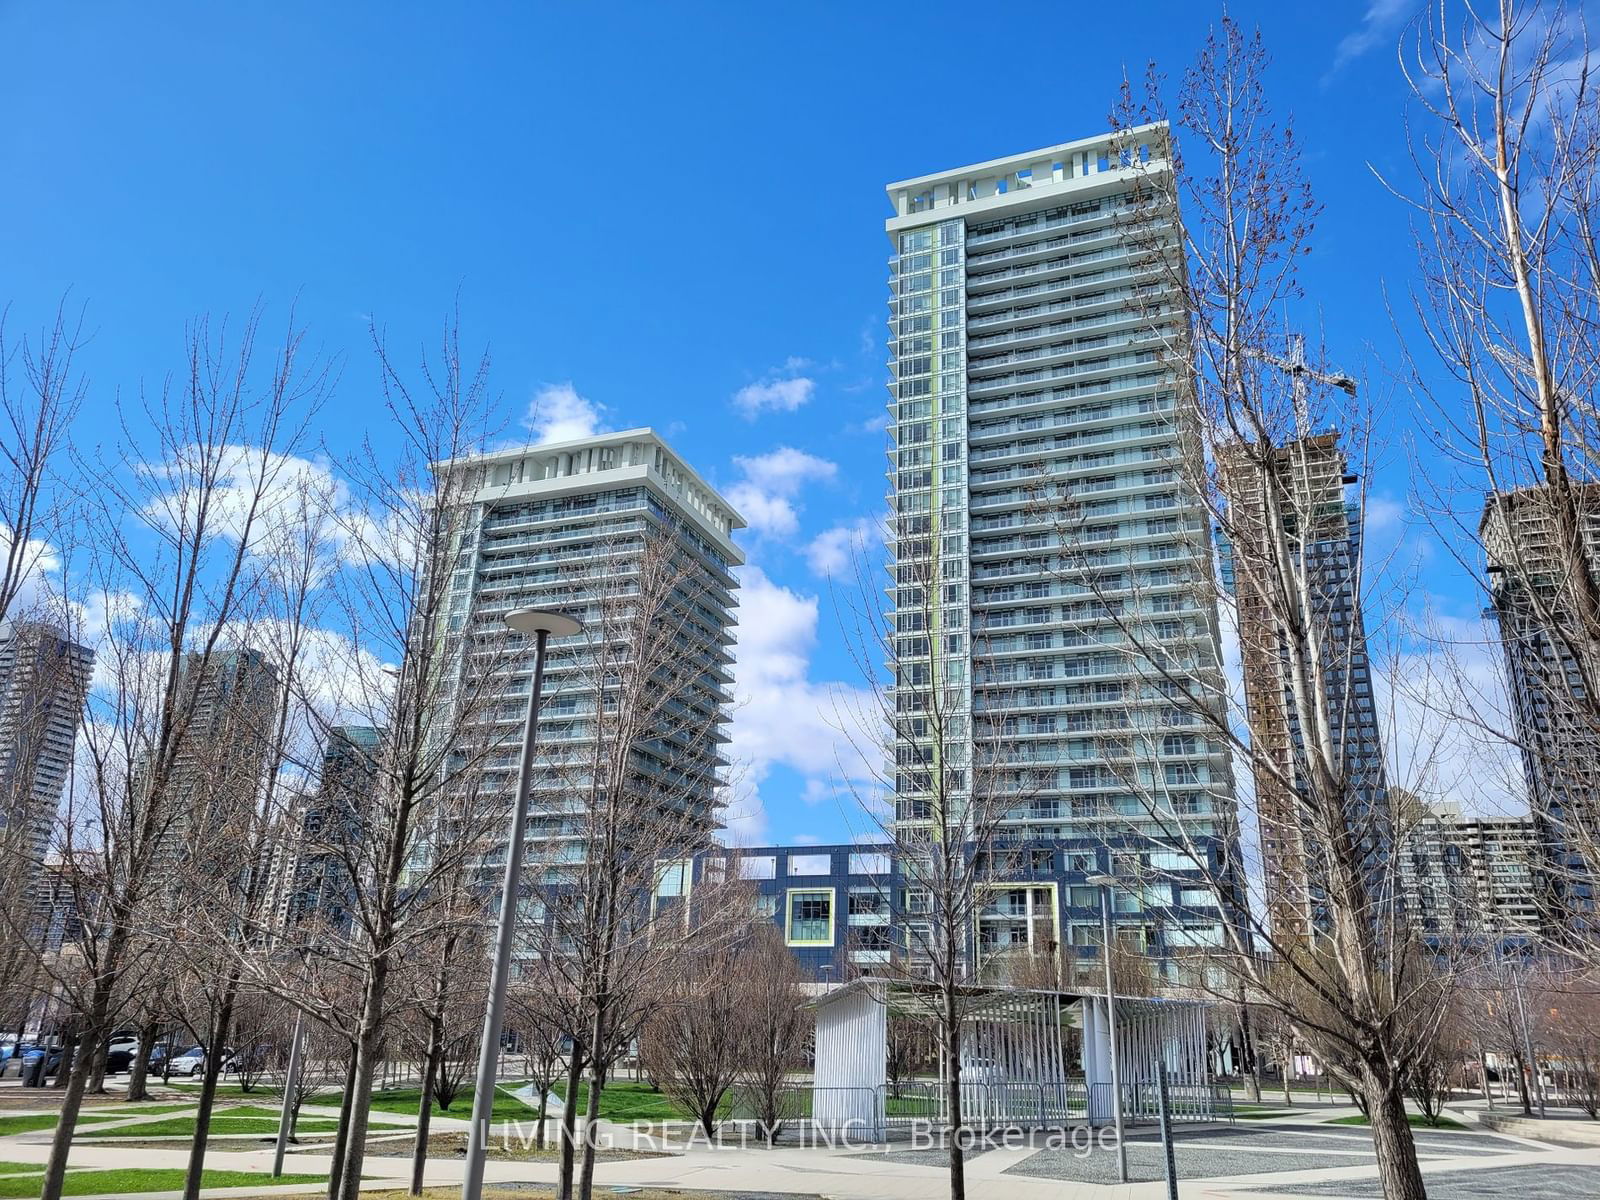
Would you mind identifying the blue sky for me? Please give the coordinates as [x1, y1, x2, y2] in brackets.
[2, 2, 1502, 845]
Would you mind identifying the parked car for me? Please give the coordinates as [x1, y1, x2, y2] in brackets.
[225, 1043, 274, 1075]
[169, 1045, 233, 1077]
[103, 1038, 141, 1073]
[168, 1046, 207, 1076]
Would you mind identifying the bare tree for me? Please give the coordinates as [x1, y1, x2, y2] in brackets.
[833, 527, 1033, 1200]
[639, 938, 747, 1139]
[1085, 20, 1476, 1199]
[229, 312, 520, 1200]
[400, 895, 488, 1196]
[517, 523, 747, 1200]
[19, 311, 327, 1200]
[736, 924, 810, 1146]
[507, 963, 581, 1151]
[1397, 0, 1600, 945]
[0, 299, 84, 626]
[1408, 992, 1469, 1127]
[1546, 970, 1600, 1117]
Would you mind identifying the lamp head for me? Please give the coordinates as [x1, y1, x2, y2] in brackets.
[1086, 873, 1117, 888]
[504, 609, 583, 638]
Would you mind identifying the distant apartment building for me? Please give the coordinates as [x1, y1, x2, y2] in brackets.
[664, 840, 1228, 987]
[1217, 432, 1391, 938]
[264, 725, 380, 934]
[1397, 795, 1541, 938]
[1482, 483, 1600, 919]
[0, 620, 93, 870]
[881, 128, 1239, 963]
[27, 855, 88, 953]
[432, 429, 743, 888]
[146, 647, 281, 872]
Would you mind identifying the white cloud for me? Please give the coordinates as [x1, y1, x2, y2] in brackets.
[137, 445, 353, 565]
[724, 566, 877, 843]
[524, 382, 608, 444]
[0, 526, 63, 621]
[733, 359, 816, 419]
[1376, 607, 1527, 818]
[1330, 0, 1414, 73]
[804, 518, 880, 577]
[854, 412, 890, 435]
[726, 447, 837, 538]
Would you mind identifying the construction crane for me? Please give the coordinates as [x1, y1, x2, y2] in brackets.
[1242, 333, 1358, 436]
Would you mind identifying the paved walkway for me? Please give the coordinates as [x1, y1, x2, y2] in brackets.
[4, 1086, 1599, 1199]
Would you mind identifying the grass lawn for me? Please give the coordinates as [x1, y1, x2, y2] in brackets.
[106, 1103, 196, 1115]
[551, 1081, 690, 1123]
[280, 1190, 790, 1200]
[79, 1115, 341, 1139]
[163, 1081, 304, 1100]
[0, 1164, 43, 1176]
[0, 1167, 324, 1196]
[366, 1132, 663, 1163]
[1329, 1113, 1466, 1130]
[1235, 1110, 1308, 1120]
[0, 1112, 121, 1137]
[366, 1084, 534, 1124]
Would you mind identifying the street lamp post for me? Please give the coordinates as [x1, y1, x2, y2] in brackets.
[461, 609, 581, 1200]
[1087, 873, 1128, 1184]
[270, 1007, 306, 1177]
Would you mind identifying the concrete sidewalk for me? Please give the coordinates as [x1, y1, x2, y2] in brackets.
[5, 1099, 1599, 1199]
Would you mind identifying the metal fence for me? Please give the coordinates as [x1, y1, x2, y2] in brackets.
[1090, 1080, 1233, 1125]
[720, 1077, 1233, 1143]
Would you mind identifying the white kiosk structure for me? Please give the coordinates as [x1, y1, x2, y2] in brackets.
[811, 979, 1219, 1139]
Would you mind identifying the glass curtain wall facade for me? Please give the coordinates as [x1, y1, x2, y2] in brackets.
[884, 129, 1238, 960]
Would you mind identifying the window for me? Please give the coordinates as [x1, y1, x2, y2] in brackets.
[851, 924, 893, 952]
[789, 853, 832, 877]
[739, 855, 776, 880]
[849, 887, 888, 916]
[655, 859, 690, 898]
[754, 894, 778, 919]
[849, 852, 890, 877]
[786, 888, 835, 945]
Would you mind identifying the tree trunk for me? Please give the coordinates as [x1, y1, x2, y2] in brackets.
[577, 1058, 605, 1200]
[52, 1026, 77, 1089]
[535, 1086, 550, 1150]
[335, 963, 391, 1200]
[1237, 1004, 1261, 1104]
[87, 1039, 108, 1094]
[39, 995, 107, 1200]
[943, 986, 965, 1200]
[126, 1025, 159, 1102]
[557, 1046, 585, 1200]
[410, 1017, 444, 1197]
[325, 1049, 360, 1200]
[181, 990, 237, 1200]
[1513, 1049, 1533, 1115]
[1363, 1069, 1427, 1200]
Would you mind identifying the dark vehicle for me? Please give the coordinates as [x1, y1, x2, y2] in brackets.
[103, 1038, 141, 1073]
[225, 1043, 276, 1076]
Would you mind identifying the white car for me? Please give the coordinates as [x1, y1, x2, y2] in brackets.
[168, 1046, 207, 1076]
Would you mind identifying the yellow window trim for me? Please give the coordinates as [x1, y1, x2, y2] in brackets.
[785, 886, 836, 947]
